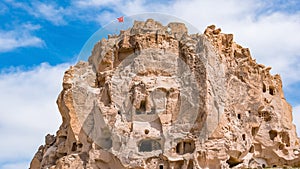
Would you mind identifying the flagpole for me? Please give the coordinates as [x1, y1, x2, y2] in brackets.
[116, 16, 124, 36]
[115, 19, 117, 36]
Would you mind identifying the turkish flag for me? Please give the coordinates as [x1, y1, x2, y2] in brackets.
[117, 16, 124, 22]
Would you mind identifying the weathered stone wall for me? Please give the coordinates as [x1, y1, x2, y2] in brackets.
[30, 19, 300, 169]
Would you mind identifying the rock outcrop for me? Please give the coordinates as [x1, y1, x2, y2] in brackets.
[30, 19, 300, 169]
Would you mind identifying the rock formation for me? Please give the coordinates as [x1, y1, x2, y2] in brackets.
[30, 19, 300, 169]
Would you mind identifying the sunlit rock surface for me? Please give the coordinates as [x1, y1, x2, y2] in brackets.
[30, 19, 300, 169]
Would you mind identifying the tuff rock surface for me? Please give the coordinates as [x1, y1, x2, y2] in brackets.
[30, 19, 300, 169]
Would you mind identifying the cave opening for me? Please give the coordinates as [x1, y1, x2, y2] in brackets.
[71, 142, 77, 151]
[269, 86, 275, 95]
[242, 134, 246, 141]
[176, 140, 195, 155]
[226, 156, 243, 168]
[251, 127, 259, 136]
[269, 130, 277, 141]
[136, 100, 147, 115]
[263, 83, 266, 93]
[139, 139, 161, 152]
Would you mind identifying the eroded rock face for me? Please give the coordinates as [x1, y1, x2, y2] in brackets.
[30, 19, 300, 169]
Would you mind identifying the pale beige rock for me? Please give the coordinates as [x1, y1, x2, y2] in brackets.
[30, 19, 300, 169]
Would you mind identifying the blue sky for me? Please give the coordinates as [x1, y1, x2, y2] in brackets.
[0, 0, 300, 168]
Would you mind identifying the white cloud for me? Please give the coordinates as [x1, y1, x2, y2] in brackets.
[293, 105, 300, 137]
[0, 2, 8, 14]
[95, 10, 118, 26]
[6, 0, 67, 25]
[1, 161, 29, 169]
[74, 0, 120, 8]
[0, 63, 70, 167]
[33, 2, 67, 25]
[0, 24, 44, 52]
[72, 0, 163, 25]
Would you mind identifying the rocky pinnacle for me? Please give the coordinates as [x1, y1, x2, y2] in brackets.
[30, 19, 300, 169]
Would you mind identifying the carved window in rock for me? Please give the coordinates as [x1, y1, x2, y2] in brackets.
[176, 140, 195, 155]
[258, 110, 271, 122]
[251, 127, 259, 136]
[269, 86, 275, 95]
[262, 83, 267, 93]
[136, 100, 147, 115]
[135, 88, 168, 115]
[269, 130, 278, 141]
[139, 139, 161, 152]
[135, 101, 156, 115]
[280, 131, 290, 147]
[149, 88, 167, 114]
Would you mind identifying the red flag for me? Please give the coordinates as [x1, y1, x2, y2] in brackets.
[117, 16, 124, 22]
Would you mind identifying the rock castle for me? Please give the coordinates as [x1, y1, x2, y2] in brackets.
[30, 19, 300, 169]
